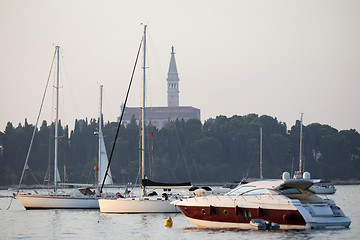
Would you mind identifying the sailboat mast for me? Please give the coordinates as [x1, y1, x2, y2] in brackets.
[54, 46, 60, 191]
[260, 127, 263, 180]
[299, 113, 303, 172]
[98, 85, 103, 188]
[141, 25, 147, 196]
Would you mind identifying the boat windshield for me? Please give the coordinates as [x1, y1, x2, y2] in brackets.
[227, 186, 255, 196]
[242, 188, 269, 195]
[276, 186, 326, 203]
[277, 187, 301, 195]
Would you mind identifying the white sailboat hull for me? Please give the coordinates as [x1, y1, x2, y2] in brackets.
[15, 194, 99, 209]
[99, 197, 180, 213]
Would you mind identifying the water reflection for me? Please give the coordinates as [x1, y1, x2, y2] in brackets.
[0, 186, 358, 240]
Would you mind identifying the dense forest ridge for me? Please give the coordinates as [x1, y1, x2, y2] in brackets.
[0, 114, 359, 186]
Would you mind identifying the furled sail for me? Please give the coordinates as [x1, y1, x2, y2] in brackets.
[99, 131, 113, 185]
[142, 179, 191, 189]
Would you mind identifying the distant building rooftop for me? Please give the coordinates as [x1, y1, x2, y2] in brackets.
[118, 106, 200, 129]
[117, 46, 200, 129]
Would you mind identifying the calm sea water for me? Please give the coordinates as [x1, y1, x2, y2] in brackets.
[0, 185, 359, 240]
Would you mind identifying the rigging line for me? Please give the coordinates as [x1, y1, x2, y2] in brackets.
[45, 121, 53, 187]
[150, 131, 154, 179]
[173, 121, 192, 182]
[100, 36, 144, 194]
[6, 197, 14, 210]
[49, 52, 59, 188]
[261, 132, 281, 175]
[60, 51, 80, 122]
[59, 58, 67, 128]
[18, 48, 57, 190]
[182, 129, 202, 182]
[244, 141, 257, 179]
[28, 167, 47, 189]
[102, 88, 113, 124]
[135, 122, 142, 187]
[281, 141, 294, 175]
[63, 130, 68, 183]
[146, 125, 152, 179]
[147, 32, 167, 93]
[145, 42, 153, 112]
[45, 54, 57, 188]
[60, 47, 99, 86]
[86, 168, 92, 185]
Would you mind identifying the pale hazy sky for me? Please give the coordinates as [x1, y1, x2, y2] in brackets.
[1, 0, 359, 132]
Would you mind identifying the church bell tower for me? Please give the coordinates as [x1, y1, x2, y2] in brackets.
[167, 46, 179, 107]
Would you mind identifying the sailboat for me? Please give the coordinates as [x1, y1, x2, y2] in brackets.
[15, 47, 112, 209]
[292, 113, 336, 194]
[219, 127, 263, 192]
[99, 25, 191, 214]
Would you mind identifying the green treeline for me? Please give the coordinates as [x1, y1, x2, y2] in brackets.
[1, 114, 360, 186]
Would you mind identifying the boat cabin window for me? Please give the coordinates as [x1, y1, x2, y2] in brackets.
[227, 186, 255, 196]
[242, 188, 269, 196]
[278, 187, 301, 195]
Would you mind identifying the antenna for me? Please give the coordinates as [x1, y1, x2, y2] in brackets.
[260, 127, 263, 180]
[299, 113, 303, 172]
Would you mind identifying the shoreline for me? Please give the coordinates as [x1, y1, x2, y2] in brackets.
[2, 179, 360, 190]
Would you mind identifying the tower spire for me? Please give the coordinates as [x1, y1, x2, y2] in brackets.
[167, 45, 179, 107]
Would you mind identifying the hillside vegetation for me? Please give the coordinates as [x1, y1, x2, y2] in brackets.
[1, 114, 359, 186]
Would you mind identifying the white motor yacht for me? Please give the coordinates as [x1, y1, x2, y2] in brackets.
[172, 172, 350, 230]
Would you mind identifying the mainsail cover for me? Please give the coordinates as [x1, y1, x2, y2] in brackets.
[142, 179, 191, 189]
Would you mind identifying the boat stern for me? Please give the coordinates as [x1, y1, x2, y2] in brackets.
[295, 199, 351, 229]
[305, 216, 351, 230]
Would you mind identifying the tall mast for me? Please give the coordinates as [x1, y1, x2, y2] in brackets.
[299, 113, 303, 172]
[260, 127, 263, 180]
[98, 85, 103, 188]
[141, 25, 147, 196]
[54, 46, 60, 191]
